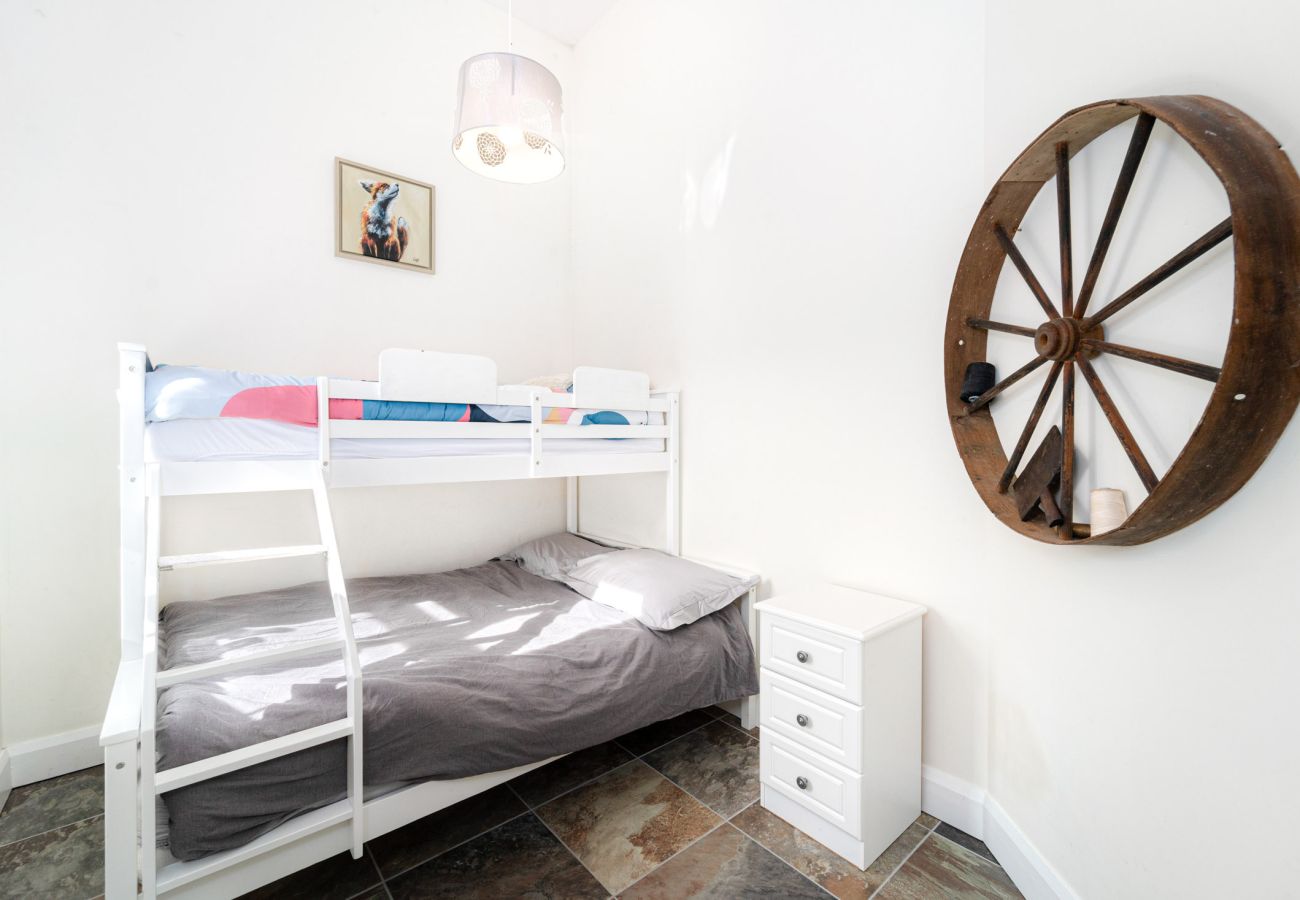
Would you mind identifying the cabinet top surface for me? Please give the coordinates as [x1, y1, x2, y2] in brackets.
[756, 584, 925, 640]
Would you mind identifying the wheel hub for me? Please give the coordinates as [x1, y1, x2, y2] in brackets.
[1034, 317, 1103, 361]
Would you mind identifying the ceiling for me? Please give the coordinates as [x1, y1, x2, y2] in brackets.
[480, 0, 618, 46]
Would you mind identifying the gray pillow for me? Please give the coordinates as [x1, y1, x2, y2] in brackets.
[562, 548, 759, 630]
[499, 532, 613, 581]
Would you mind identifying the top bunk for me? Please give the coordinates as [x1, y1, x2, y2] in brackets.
[119, 344, 679, 496]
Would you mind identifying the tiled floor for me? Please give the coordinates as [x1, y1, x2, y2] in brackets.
[0, 706, 1023, 899]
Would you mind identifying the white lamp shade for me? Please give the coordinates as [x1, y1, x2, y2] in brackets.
[453, 52, 565, 184]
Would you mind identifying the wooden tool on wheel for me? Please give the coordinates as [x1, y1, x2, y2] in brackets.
[1011, 427, 1064, 527]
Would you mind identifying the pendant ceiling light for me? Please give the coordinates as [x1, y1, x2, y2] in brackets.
[452, 3, 565, 184]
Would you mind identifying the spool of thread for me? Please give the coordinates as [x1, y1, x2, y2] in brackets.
[1090, 488, 1128, 535]
[960, 362, 996, 404]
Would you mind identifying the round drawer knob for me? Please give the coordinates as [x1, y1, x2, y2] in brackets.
[796, 714, 810, 727]
[795, 776, 809, 790]
[796, 650, 810, 663]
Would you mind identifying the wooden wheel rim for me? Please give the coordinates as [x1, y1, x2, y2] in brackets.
[945, 95, 1300, 545]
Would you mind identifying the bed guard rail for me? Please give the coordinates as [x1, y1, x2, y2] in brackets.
[316, 350, 677, 480]
[340, 351, 668, 412]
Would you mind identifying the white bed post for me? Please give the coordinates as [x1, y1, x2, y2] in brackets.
[529, 390, 544, 476]
[665, 392, 681, 556]
[316, 377, 332, 473]
[103, 343, 148, 900]
[102, 711, 140, 900]
[739, 585, 759, 731]
[566, 477, 579, 534]
[118, 344, 147, 660]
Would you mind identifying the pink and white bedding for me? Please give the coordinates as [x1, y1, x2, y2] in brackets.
[145, 365, 657, 428]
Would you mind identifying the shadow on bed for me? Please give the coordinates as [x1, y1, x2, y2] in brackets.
[154, 560, 757, 861]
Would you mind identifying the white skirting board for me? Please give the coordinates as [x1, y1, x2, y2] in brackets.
[5, 725, 102, 788]
[0, 748, 11, 811]
[920, 763, 986, 837]
[921, 765, 1079, 900]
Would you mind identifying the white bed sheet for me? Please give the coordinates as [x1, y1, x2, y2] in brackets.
[146, 419, 664, 462]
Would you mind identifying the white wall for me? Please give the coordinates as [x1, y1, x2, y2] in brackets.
[0, 0, 575, 748]
[571, 1, 1300, 898]
[982, 2, 1300, 897]
[570, 0, 990, 786]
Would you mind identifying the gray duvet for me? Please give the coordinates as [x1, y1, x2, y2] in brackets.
[157, 561, 758, 860]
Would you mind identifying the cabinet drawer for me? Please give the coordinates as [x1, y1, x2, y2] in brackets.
[761, 731, 861, 839]
[760, 613, 863, 703]
[760, 669, 862, 770]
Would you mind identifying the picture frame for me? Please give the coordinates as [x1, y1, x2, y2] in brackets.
[334, 157, 435, 274]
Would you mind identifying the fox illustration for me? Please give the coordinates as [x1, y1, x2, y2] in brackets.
[358, 180, 409, 261]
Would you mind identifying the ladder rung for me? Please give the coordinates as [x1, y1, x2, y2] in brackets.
[155, 719, 353, 794]
[156, 798, 354, 894]
[156, 637, 345, 688]
[158, 544, 327, 571]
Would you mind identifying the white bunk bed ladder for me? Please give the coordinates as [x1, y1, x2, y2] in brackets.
[139, 463, 366, 896]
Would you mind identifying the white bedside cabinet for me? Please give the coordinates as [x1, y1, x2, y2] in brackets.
[756, 584, 925, 869]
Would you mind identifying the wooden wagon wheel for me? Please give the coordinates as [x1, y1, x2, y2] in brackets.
[945, 95, 1300, 545]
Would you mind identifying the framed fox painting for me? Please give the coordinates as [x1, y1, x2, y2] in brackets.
[335, 158, 435, 274]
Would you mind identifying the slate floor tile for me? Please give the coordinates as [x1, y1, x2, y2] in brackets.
[3, 748, 1022, 900]
[732, 805, 933, 900]
[708, 707, 760, 738]
[509, 741, 634, 808]
[642, 719, 759, 817]
[875, 833, 1023, 899]
[620, 823, 829, 898]
[386, 813, 605, 899]
[237, 847, 383, 900]
[0, 766, 104, 847]
[536, 759, 720, 893]
[614, 709, 714, 756]
[369, 783, 527, 878]
[935, 821, 997, 862]
[0, 815, 104, 899]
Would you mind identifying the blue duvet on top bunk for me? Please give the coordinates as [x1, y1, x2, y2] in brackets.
[144, 365, 654, 428]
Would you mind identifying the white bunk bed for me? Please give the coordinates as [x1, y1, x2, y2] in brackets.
[100, 343, 759, 900]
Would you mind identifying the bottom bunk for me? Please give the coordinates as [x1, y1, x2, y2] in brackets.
[152, 550, 758, 866]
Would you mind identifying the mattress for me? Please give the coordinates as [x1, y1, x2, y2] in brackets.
[146, 418, 664, 462]
[156, 560, 758, 860]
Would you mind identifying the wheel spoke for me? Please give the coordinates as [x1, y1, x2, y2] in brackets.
[1074, 113, 1156, 317]
[1076, 356, 1159, 492]
[1056, 142, 1073, 317]
[967, 317, 1037, 338]
[998, 360, 1064, 493]
[1079, 339, 1220, 382]
[1080, 217, 1233, 330]
[965, 355, 1049, 414]
[994, 224, 1061, 320]
[1060, 361, 1075, 539]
